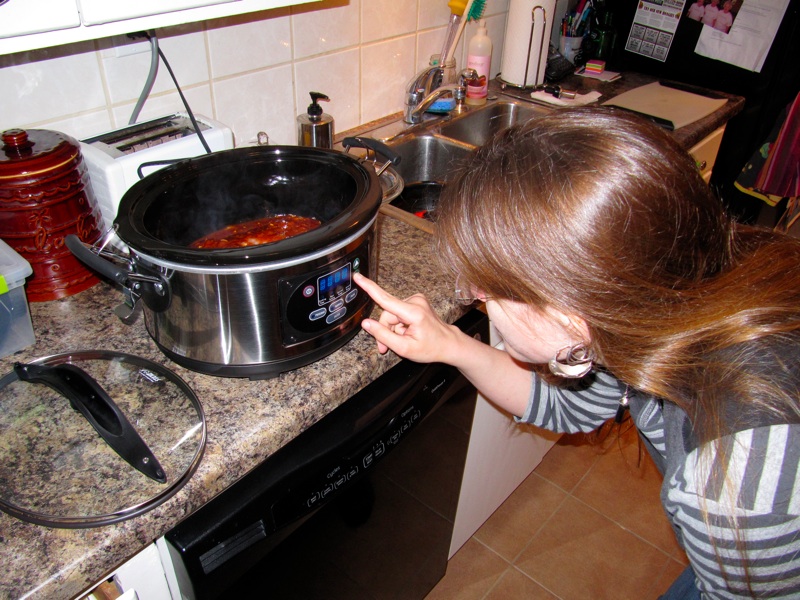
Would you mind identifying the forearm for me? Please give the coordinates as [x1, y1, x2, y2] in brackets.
[445, 329, 535, 418]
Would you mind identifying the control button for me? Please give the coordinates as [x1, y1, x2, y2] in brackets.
[302, 285, 315, 298]
[373, 442, 385, 458]
[306, 493, 321, 508]
[309, 308, 327, 321]
[330, 298, 345, 312]
[326, 307, 347, 324]
[353, 258, 360, 270]
[345, 289, 358, 303]
[347, 466, 358, 479]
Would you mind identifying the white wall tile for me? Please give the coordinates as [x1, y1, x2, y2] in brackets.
[362, 0, 418, 43]
[418, 0, 452, 29]
[213, 65, 295, 145]
[207, 9, 292, 77]
[294, 49, 360, 137]
[0, 42, 106, 130]
[486, 0, 510, 16]
[110, 84, 215, 129]
[2, 0, 509, 144]
[360, 36, 415, 125]
[417, 26, 447, 71]
[37, 110, 114, 141]
[99, 26, 209, 105]
[291, 0, 359, 59]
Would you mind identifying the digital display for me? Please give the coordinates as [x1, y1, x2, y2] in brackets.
[317, 263, 351, 305]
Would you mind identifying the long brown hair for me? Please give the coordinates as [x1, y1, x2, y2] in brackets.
[435, 106, 800, 443]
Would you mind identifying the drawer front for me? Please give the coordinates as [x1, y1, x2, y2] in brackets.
[689, 125, 726, 183]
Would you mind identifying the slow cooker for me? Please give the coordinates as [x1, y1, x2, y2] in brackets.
[68, 143, 390, 378]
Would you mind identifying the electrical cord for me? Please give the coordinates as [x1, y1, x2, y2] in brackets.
[126, 31, 213, 156]
[128, 34, 159, 125]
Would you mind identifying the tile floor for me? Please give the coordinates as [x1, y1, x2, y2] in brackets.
[427, 419, 689, 600]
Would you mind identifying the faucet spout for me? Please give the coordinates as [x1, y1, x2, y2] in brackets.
[405, 85, 459, 124]
[404, 65, 447, 124]
[403, 68, 477, 124]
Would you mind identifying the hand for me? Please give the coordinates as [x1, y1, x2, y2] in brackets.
[354, 273, 464, 363]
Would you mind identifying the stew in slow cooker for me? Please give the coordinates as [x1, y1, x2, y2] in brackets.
[190, 215, 322, 249]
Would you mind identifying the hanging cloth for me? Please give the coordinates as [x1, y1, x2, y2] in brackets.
[735, 92, 800, 231]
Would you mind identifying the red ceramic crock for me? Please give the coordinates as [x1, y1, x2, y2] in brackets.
[0, 128, 102, 301]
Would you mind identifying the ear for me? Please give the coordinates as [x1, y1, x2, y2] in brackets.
[546, 307, 592, 343]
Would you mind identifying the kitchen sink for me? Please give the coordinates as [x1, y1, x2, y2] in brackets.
[384, 134, 476, 224]
[388, 134, 475, 184]
[439, 101, 546, 147]
[363, 98, 550, 229]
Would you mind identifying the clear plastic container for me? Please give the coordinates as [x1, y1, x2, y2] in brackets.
[0, 238, 34, 358]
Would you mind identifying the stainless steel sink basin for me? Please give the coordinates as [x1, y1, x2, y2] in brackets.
[365, 98, 550, 230]
[388, 134, 475, 184]
[439, 101, 546, 147]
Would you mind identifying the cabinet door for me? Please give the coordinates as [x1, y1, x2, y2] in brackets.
[0, 0, 80, 39]
[77, 0, 239, 26]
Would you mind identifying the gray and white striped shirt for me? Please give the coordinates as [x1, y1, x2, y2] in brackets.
[518, 369, 800, 598]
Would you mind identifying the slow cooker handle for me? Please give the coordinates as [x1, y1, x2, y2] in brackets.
[342, 137, 401, 176]
[65, 234, 172, 316]
[65, 234, 129, 286]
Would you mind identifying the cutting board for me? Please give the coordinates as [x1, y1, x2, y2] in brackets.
[603, 82, 727, 130]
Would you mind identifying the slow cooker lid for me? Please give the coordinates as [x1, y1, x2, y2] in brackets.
[0, 351, 205, 528]
[115, 145, 381, 267]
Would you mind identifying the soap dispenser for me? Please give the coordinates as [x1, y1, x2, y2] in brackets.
[297, 92, 334, 149]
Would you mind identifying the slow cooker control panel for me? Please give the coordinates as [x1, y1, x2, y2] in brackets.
[279, 248, 371, 345]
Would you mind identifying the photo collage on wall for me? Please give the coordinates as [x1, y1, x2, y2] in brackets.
[685, 0, 743, 33]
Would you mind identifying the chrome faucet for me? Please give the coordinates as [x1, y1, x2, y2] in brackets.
[403, 67, 478, 124]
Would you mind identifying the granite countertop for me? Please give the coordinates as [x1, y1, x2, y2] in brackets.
[0, 71, 745, 600]
[0, 215, 465, 600]
[490, 70, 745, 149]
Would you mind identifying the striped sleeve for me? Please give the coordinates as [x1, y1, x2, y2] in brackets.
[515, 369, 626, 432]
[665, 424, 800, 598]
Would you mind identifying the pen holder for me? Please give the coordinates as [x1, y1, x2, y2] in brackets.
[559, 35, 584, 65]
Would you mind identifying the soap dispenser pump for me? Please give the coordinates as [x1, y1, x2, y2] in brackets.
[297, 92, 334, 149]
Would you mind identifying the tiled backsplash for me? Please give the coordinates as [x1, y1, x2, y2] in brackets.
[0, 0, 515, 146]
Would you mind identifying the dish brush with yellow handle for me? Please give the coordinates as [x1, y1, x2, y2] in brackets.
[443, 0, 487, 66]
[437, 0, 469, 64]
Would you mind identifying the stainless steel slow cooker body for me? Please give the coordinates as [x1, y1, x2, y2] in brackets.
[109, 145, 382, 378]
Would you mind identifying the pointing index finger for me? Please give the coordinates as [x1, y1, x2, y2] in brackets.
[354, 273, 414, 316]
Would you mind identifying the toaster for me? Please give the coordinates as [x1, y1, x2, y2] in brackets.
[80, 113, 234, 228]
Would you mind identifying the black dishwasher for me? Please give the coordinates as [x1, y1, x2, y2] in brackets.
[165, 308, 488, 600]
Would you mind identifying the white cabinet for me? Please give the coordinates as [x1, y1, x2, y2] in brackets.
[80, 540, 183, 600]
[77, 0, 239, 26]
[0, 0, 319, 55]
[0, 0, 80, 39]
[450, 324, 559, 558]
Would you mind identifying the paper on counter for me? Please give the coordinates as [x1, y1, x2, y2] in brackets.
[530, 90, 602, 106]
[602, 82, 726, 129]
